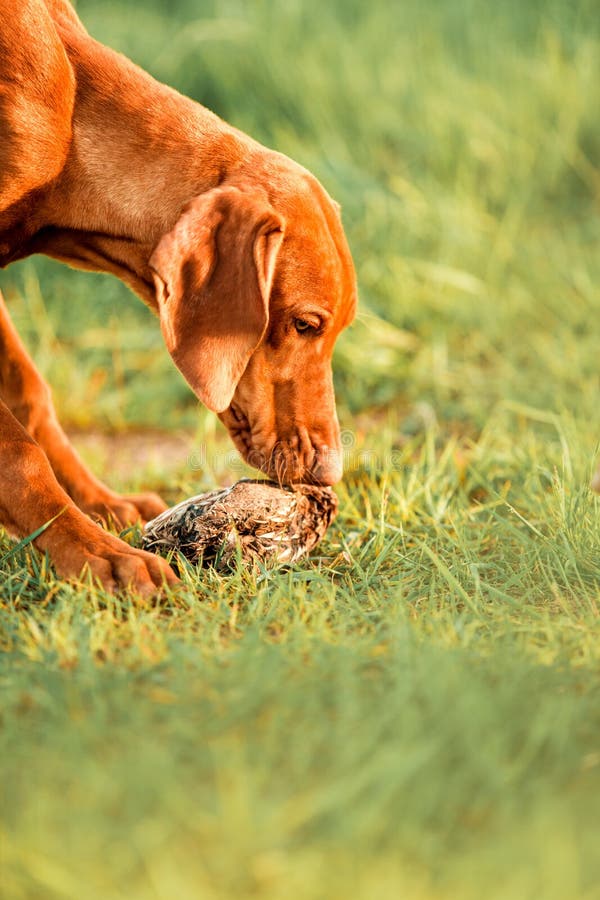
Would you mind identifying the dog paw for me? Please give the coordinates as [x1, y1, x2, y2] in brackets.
[40, 509, 179, 595]
[80, 491, 168, 528]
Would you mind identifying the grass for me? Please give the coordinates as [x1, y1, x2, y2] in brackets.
[1, 0, 600, 897]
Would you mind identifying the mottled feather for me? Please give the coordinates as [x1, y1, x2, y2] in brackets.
[142, 479, 338, 569]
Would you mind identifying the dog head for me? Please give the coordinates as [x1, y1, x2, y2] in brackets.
[149, 166, 356, 485]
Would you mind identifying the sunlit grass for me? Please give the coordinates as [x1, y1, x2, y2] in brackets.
[1, 0, 600, 897]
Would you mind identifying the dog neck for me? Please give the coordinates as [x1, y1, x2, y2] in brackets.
[2, 19, 255, 309]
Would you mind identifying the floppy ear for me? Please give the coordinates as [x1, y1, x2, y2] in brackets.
[149, 185, 284, 413]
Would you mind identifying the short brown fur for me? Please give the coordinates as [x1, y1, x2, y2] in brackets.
[0, 0, 357, 593]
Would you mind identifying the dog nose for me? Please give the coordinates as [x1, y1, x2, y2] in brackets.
[310, 446, 343, 485]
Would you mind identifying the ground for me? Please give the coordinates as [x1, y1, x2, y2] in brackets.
[1, 1, 600, 898]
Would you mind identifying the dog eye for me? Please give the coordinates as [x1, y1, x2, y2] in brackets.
[295, 318, 313, 334]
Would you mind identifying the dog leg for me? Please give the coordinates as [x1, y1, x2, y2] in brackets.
[0, 290, 167, 526]
[0, 399, 177, 592]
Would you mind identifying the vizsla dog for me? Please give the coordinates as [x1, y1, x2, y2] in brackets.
[0, 0, 357, 593]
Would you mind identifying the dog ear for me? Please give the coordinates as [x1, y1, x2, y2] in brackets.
[149, 186, 284, 413]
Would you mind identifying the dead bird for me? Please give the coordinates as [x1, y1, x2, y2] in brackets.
[142, 480, 338, 570]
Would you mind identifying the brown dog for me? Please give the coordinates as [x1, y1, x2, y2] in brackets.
[0, 0, 357, 593]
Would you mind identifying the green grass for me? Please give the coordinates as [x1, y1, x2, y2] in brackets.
[2, 0, 600, 897]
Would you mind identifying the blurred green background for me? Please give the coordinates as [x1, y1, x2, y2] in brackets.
[2, 2, 600, 899]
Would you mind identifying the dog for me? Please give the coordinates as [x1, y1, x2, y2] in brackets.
[0, 0, 357, 594]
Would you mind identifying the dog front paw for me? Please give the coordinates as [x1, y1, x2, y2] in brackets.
[79, 491, 168, 528]
[38, 508, 179, 595]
